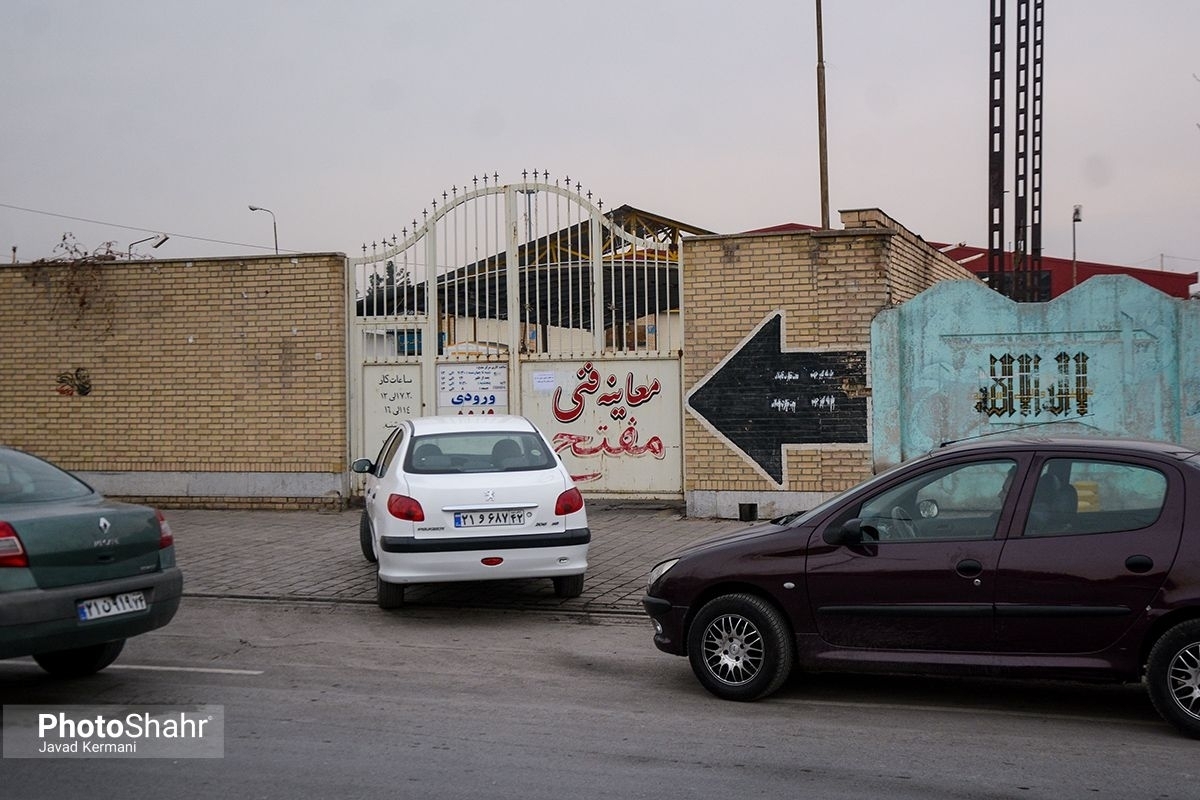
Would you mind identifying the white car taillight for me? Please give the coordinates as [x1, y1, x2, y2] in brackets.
[555, 487, 584, 516]
[0, 522, 29, 568]
[388, 494, 425, 522]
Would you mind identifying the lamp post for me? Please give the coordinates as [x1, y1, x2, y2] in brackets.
[1071, 204, 1082, 287]
[127, 233, 169, 258]
[248, 205, 278, 254]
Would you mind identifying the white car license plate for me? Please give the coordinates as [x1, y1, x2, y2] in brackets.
[77, 591, 147, 621]
[454, 510, 527, 528]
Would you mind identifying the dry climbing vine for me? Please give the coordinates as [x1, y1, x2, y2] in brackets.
[24, 233, 118, 334]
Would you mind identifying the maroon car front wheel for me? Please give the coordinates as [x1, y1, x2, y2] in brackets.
[687, 593, 794, 701]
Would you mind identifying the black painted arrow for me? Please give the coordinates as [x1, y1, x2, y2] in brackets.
[686, 313, 868, 484]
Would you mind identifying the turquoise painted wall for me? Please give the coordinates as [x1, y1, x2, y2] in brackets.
[871, 275, 1200, 468]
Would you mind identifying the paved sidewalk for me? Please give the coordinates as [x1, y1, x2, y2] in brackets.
[169, 502, 748, 616]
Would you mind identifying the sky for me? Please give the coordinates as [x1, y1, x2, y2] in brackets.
[2, 0, 1197, 282]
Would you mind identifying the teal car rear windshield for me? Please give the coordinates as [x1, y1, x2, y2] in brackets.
[0, 449, 95, 503]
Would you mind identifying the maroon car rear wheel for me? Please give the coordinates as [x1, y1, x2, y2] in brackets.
[1146, 620, 1200, 739]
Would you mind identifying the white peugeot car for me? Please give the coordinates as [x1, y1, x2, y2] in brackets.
[352, 415, 589, 608]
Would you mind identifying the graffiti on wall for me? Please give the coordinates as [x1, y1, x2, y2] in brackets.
[545, 362, 668, 483]
[55, 367, 92, 396]
[975, 352, 1091, 419]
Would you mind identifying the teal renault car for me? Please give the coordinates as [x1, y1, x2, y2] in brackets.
[0, 446, 183, 676]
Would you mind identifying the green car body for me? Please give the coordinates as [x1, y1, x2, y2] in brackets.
[0, 447, 183, 675]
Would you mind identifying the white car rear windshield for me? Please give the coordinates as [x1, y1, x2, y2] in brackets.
[405, 431, 556, 474]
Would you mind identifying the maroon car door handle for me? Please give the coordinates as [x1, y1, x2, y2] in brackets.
[956, 559, 983, 578]
[1125, 555, 1154, 574]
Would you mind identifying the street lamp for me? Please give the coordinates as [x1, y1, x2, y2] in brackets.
[248, 205, 278, 254]
[1071, 205, 1083, 287]
[127, 233, 169, 258]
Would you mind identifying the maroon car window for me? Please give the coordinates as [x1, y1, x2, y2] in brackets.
[1024, 458, 1167, 537]
[855, 459, 1017, 541]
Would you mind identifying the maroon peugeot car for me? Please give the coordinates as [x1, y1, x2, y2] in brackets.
[643, 436, 1200, 738]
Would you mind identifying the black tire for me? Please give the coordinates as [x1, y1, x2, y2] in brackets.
[376, 575, 405, 609]
[553, 573, 585, 599]
[33, 640, 125, 677]
[359, 511, 377, 563]
[1146, 619, 1200, 738]
[686, 593, 794, 701]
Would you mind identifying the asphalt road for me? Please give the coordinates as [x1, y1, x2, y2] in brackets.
[1, 598, 1196, 800]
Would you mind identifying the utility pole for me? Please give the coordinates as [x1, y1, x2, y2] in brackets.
[815, 0, 830, 229]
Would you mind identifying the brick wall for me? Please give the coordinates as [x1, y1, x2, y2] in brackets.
[0, 253, 348, 509]
[840, 207, 978, 304]
[682, 209, 977, 517]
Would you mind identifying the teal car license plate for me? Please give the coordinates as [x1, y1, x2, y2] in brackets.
[77, 591, 147, 621]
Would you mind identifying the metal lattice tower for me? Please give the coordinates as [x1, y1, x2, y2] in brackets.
[987, 0, 1007, 293]
[989, 0, 1045, 301]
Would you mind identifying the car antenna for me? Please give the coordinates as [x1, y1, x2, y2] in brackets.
[939, 414, 1094, 449]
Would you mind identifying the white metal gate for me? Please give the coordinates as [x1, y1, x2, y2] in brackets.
[348, 173, 686, 498]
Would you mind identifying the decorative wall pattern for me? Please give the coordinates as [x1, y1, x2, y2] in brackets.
[872, 276, 1200, 468]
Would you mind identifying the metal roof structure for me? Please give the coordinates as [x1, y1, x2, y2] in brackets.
[356, 204, 715, 329]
